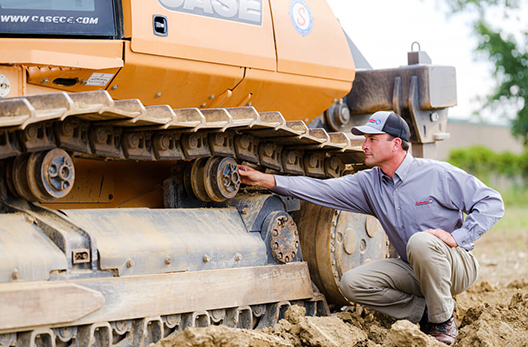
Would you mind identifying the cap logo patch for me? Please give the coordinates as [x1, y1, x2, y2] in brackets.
[415, 198, 434, 207]
[368, 118, 381, 125]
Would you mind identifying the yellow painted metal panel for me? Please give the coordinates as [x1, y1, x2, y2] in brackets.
[127, 0, 276, 71]
[226, 68, 352, 122]
[0, 39, 123, 69]
[108, 41, 244, 108]
[269, 0, 355, 81]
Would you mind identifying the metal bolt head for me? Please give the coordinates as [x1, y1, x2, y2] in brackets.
[80, 78, 88, 85]
[241, 207, 249, 215]
[11, 269, 19, 280]
[209, 94, 215, 99]
[165, 256, 172, 265]
[155, 92, 162, 98]
[41, 78, 49, 85]
[235, 253, 242, 261]
[203, 254, 211, 263]
[111, 84, 118, 90]
[247, 102, 252, 106]
[430, 112, 440, 122]
[200, 103, 207, 108]
[126, 259, 134, 268]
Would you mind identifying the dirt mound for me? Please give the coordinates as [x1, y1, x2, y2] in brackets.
[152, 280, 528, 347]
[455, 284, 528, 347]
[151, 305, 444, 347]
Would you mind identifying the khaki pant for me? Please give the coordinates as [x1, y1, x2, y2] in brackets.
[339, 232, 479, 323]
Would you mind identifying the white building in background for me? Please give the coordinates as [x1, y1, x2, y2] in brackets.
[436, 119, 525, 161]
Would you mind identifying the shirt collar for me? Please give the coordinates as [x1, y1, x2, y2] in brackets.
[393, 152, 414, 182]
[380, 152, 414, 182]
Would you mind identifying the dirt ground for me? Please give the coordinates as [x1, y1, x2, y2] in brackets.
[152, 206, 528, 347]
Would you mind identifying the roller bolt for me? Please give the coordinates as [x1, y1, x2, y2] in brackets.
[26, 126, 38, 139]
[215, 133, 226, 146]
[62, 121, 74, 136]
[287, 151, 296, 165]
[309, 155, 318, 168]
[272, 229, 279, 237]
[339, 107, 350, 124]
[165, 256, 172, 265]
[273, 242, 279, 250]
[239, 136, 250, 150]
[187, 134, 198, 149]
[126, 259, 134, 268]
[235, 253, 242, 261]
[264, 143, 274, 157]
[203, 255, 210, 263]
[96, 128, 108, 144]
[329, 157, 339, 170]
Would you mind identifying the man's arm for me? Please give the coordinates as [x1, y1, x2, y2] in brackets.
[443, 166, 505, 249]
[238, 165, 374, 214]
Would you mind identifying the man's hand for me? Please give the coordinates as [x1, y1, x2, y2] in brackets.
[424, 228, 458, 247]
[238, 165, 277, 189]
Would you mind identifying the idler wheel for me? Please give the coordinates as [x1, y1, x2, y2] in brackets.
[7, 149, 75, 202]
[10, 153, 37, 201]
[27, 148, 75, 201]
[204, 156, 240, 202]
[188, 157, 211, 202]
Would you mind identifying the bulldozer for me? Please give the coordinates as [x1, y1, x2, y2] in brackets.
[0, 0, 457, 346]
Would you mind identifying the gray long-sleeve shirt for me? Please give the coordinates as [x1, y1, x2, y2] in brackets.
[272, 153, 504, 262]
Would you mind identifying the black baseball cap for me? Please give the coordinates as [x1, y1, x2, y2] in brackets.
[351, 111, 410, 142]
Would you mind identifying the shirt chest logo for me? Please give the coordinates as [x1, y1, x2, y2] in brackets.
[415, 198, 434, 207]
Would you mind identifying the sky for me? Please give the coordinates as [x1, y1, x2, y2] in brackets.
[326, 0, 500, 122]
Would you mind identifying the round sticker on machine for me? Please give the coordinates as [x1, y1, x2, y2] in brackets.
[289, 0, 313, 37]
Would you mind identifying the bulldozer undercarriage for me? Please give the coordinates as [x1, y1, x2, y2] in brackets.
[0, 296, 329, 347]
[0, 90, 364, 203]
[0, 90, 391, 347]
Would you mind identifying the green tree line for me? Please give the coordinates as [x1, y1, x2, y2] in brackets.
[448, 145, 526, 179]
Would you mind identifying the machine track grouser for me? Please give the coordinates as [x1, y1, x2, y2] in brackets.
[0, 0, 457, 346]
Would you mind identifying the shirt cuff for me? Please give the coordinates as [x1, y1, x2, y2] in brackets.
[271, 175, 290, 196]
[451, 228, 472, 249]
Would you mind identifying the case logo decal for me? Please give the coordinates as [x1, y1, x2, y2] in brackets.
[289, 0, 313, 37]
[158, 0, 262, 26]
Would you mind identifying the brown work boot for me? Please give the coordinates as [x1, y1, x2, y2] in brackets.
[427, 313, 458, 345]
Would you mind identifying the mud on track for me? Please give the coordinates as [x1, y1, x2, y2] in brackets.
[151, 207, 528, 347]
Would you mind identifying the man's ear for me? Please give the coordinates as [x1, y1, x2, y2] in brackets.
[393, 137, 402, 150]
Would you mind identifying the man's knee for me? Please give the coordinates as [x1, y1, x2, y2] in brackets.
[407, 232, 440, 261]
[339, 269, 364, 301]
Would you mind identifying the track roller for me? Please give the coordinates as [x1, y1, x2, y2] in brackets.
[6, 149, 75, 202]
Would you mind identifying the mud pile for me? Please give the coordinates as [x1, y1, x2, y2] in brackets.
[152, 278, 528, 347]
[454, 280, 528, 347]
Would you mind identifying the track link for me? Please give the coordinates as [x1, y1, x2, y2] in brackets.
[0, 297, 328, 347]
[0, 91, 363, 184]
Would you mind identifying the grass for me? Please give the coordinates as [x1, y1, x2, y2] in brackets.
[474, 205, 528, 256]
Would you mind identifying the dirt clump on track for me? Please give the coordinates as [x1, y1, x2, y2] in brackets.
[152, 208, 528, 346]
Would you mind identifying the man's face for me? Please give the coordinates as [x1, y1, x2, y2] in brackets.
[362, 133, 396, 167]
